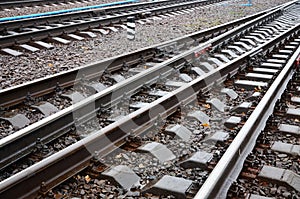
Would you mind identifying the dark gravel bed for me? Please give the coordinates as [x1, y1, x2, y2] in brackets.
[0, 53, 260, 197]
[0, 59, 159, 138]
[0, 87, 86, 139]
[50, 107, 228, 198]
[0, 106, 44, 139]
[0, 118, 99, 182]
[228, 179, 300, 198]
[48, 78, 256, 198]
[227, 142, 300, 198]
[227, 68, 300, 199]
[0, 0, 291, 90]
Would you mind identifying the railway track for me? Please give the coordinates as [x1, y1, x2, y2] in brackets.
[0, 0, 224, 55]
[0, 1, 292, 173]
[0, 0, 138, 21]
[227, 40, 300, 198]
[0, 0, 143, 11]
[0, 2, 279, 171]
[0, 0, 73, 10]
[0, 0, 299, 198]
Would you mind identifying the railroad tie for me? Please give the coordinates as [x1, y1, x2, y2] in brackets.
[127, 16, 136, 41]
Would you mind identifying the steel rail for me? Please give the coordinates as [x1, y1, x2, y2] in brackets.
[195, 25, 300, 199]
[0, 0, 180, 26]
[0, 0, 224, 47]
[0, 1, 223, 47]
[210, 0, 295, 48]
[0, 0, 138, 21]
[0, 32, 208, 199]
[0, 4, 285, 108]
[0, 15, 299, 199]
[0, 9, 268, 108]
[0, 0, 295, 177]
[0, 0, 221, 31]
[0, 32, 196, 171]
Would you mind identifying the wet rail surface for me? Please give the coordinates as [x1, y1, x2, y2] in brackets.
[0, 1, 299, 198]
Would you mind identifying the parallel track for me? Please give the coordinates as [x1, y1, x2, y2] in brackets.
[0, 0, 224, 48]
[0, 3, 290, 173]
[0, 6, 276, 107]
[227, 52, 300, 198]
[0, 0, 138, 22]
[0, 1, 299, 198]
